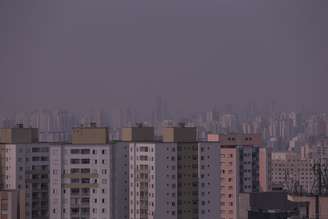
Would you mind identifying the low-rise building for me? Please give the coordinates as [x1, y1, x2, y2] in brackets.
[239, 192, 308, 219]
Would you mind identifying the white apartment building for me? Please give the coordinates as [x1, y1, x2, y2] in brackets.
[49, 125, 131, 219]
[49, 144, 112, 219]
[49, 125, 114, 219]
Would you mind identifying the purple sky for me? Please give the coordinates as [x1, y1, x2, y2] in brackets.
[0, 0, 327, 114]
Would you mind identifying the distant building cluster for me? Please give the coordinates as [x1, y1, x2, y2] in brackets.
[0, 104, 327, 219]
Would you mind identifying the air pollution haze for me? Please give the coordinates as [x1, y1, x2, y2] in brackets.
[0, 0, 327, 114]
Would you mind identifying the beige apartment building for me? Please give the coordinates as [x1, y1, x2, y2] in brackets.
[209, 133, 271, 219]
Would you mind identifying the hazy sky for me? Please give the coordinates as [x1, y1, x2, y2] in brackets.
[0, 0, 327, 114]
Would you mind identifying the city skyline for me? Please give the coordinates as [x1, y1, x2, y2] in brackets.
[0, 0, 327, 218]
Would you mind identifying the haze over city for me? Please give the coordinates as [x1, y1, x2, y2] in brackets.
[1, 1, 328, 219]
[1, 0, 327, 115]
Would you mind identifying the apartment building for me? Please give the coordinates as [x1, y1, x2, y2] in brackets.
[300, 137, 328, 160]
[271, 151, 328, 193]
[209, 133, 270, 219]
[128, 126, 220, 219]
[0, 126, 50, 219]
[0, 190, 25, 219]
[49, 126, 113, 219]
[114, 125, 156, 219]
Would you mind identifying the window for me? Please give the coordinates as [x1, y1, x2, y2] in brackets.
[81, 149, 90, 154]
[32, 148, 40, 152]
[71, 168, 80, 174]
[70, 159, 80, 164]
[81, 159, 90, 164]
[71, 178, 80, 183]
[81, 178, 90, 183]
[41, 156, 48, 161]
[81, 168, 90, 173]
[71, 149, 80, 154]
[140, 147, 149, 152]
[32, 157, 40, 161]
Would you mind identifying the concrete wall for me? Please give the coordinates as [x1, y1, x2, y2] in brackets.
[162, 127, 197, 142]
[72, 127, 108, 144]
[0, 129, 11, 144]
[0, 128, 38, 144]
[238, 193, 250, 219]
[121, 127, 154, 142]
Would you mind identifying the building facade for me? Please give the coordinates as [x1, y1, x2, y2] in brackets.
[128, 126, 220, 219]
[0, 127, 50, 219]
[209, 134, 270, 219]
[49, 125, 116, 219]
[271, 151, 328, 194]
[49, 144, 112, 219]
[0, 190, 25, 219]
